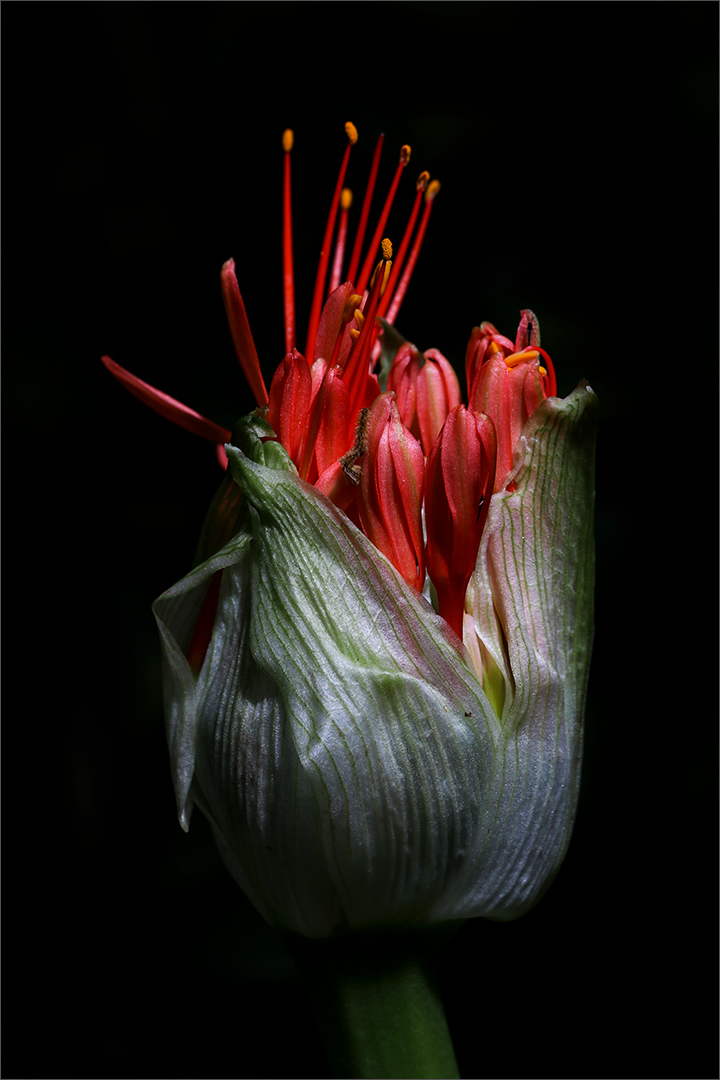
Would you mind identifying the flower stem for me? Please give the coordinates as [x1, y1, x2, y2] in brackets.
[284, 924, 462, 1079]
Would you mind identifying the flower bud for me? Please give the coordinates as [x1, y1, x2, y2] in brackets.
[416, 348, 462, 455]
[356, 392, 426, 592]
[425, 405, 496, 637]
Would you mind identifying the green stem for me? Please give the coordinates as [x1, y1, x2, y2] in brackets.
[284, 924, 462, 1079]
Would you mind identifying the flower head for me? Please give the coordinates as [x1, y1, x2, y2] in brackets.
[104, 124, 597, 938]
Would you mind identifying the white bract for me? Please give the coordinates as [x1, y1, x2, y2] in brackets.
[153, 384, 596, 937]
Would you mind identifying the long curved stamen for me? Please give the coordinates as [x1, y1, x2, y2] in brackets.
[355, 144, 411, 296]
[378, 170, 429, 323]
[101, 355, 231, 443]
[329, 188, 352, 295]
[282, 128, 296, 353]
[346, 133, 384, 289]
[305, 122, 358, 364]
[384, 179, 440, 326]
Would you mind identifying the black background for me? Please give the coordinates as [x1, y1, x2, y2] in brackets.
[4, 4, 717, 1079]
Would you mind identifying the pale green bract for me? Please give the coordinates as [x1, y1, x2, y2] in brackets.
[153, 383, 597, 937]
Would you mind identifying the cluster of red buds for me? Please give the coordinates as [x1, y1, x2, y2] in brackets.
[103, 122, 556, 643]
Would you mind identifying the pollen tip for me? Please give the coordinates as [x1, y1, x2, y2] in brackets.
[282, 128, 294, 152]
[345, 121, 358, 145]
[416, 170, 430, 191]
[341, 187, 353, 210]
[425, 179, 441, 202]
[381, 237, 393, 260]
[400, 144, 411, 165]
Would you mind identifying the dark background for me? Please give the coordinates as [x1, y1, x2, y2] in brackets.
[4, 4, 717, 1078]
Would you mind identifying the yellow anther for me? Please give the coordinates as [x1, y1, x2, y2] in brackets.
[505, 349, 539, 369]
[400, 144, 411, 165]
[353, 310, 365, 331]
[416, 170, 430, 191]
[349, 327, 361, 343]
[345, 121, 358, 144]
[425, 179, 441, 202]
[282, 129, 294, 152]
[539, 366, 547, 377]
[341, 188, 353, 210]
[342, 294, 363, 323]
[381, 237, 393, 260]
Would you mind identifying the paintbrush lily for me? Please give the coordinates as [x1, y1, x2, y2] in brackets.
[104, 125, 596, 942]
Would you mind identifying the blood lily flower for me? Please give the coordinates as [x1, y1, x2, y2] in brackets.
[104, 124, 597, 940]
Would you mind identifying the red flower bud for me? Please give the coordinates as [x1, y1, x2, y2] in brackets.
[468, 351, 545, 493]
[424, 405, 496, 638]
[387, 341, 422, 437]
[416, 348, 462, 455]
[357, 392, 426, 592]
[267, 348, 312, 470]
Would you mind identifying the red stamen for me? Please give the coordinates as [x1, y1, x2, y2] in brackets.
[282, 129, 296, 353]
[355, 144, 411, 296]
[220, 259, 269, 408]
[534, 346, 558, 397]
[329, 188, 352, 295]
[101, 355, 231, 444]
[377, 170, 428, 323]
[341, 241, 393, 436]
[346, 133, 384, 288]
[304, 122, 358, 365]
[385, 179, 440, 326]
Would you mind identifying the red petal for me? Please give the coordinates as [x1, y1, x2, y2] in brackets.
[514, 309, 540, 353]
[221, 259, 268, 408]
[313, 282, 356, 364]
[101, 355, 231, 444]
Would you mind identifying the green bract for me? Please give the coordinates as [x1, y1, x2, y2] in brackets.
[153, 383, 597, 937]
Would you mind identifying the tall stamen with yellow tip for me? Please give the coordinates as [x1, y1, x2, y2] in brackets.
[385, 179, 440, 326]
[329, 188, 353, 295]
[282, 128, 295, 353]
[305, 122, 358, 364]
[355, 144, 411, 295]
[378, 170, 430, 323]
